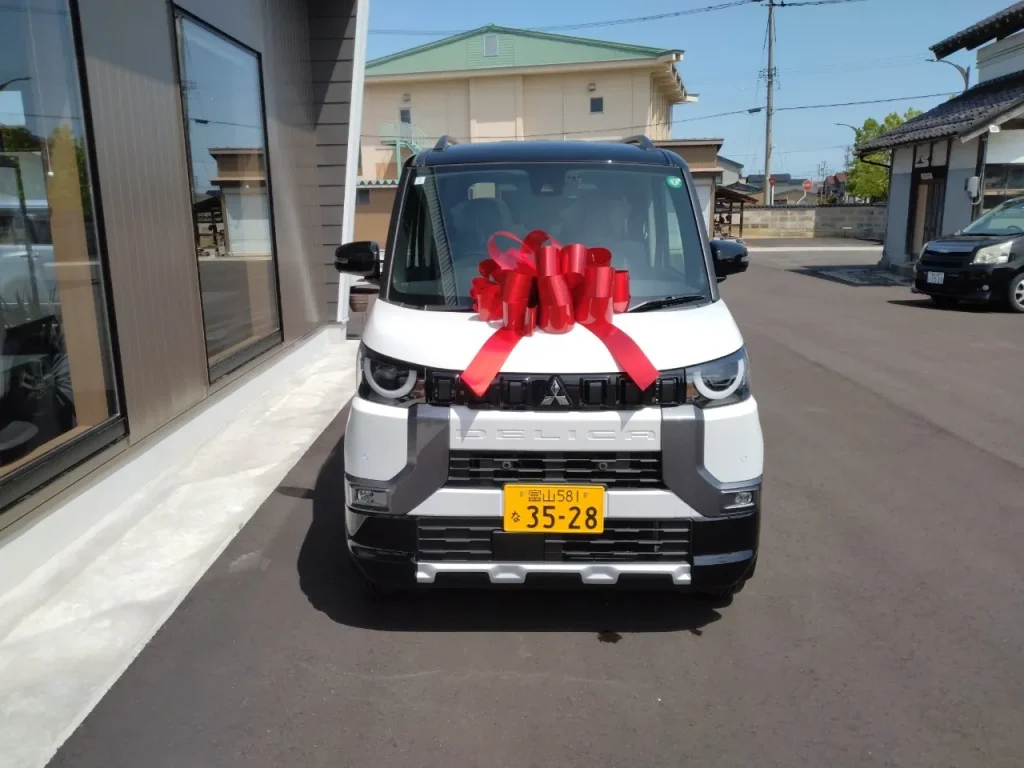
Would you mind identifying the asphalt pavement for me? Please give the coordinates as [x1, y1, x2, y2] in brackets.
[48, 248, 1024, 768]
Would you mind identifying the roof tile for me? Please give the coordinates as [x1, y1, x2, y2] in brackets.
[857, 71, 1024, 153]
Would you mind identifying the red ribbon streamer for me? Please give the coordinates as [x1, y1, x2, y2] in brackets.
[462, 230, 659, 398]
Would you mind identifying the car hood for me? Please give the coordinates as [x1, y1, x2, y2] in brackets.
[926, 235, 1011, 253]
[361, 298, 744, 372]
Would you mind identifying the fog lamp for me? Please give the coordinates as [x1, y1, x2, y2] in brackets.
[349, 485, 389, 511]
[724, 490, 756, 511]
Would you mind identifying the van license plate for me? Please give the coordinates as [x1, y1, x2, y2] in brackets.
[502, 484, 605, 534]
[927, 271, 945, 285]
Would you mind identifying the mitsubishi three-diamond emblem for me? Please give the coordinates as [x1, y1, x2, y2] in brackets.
[540, 376, 571, 406]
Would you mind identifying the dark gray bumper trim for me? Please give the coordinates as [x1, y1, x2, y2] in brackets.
[345, 404, 449, 515]
[661, 405, 761, 518]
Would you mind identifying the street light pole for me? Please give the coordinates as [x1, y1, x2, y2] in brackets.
[926, 59, 970, 92]
[0, 76, 32, 93]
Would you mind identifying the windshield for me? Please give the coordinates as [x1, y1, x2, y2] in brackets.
[386, 162, 712, 309]
[962, 197, 1024, 236]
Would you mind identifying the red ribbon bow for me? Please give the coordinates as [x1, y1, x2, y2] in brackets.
[461, 229, 659, 398]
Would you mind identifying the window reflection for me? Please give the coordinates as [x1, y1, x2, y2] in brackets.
[176, 15, 280, 377]
[0, 0, 118, 487]
[982, 163, 1024, 211]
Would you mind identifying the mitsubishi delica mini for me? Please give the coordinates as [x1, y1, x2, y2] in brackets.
[335, 136, 763, 598]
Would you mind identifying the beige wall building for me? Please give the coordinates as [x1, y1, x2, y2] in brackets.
[355, 25, 694, 245]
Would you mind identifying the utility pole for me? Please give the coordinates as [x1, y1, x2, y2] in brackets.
[764, 0, 775, 206]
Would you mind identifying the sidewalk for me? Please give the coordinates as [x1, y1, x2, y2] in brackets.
[743, 237, 882, 251]
[0, 331, 359, 768]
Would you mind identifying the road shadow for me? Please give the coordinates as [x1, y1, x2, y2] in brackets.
[296, 414, 724, 635]
[787, 265, 910, 287]
[888, 298, 998, 312]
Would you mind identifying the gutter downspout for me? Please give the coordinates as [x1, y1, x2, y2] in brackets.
[971, 132, 988, 221]
[338, 0, 369, 324]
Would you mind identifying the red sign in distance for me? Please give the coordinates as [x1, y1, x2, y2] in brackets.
[802, 179, 813, 191]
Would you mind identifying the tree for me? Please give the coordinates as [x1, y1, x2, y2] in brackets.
[845, 109, 923, 202]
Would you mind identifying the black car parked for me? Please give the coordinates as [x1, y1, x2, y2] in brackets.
[915, 197, 1024, 312]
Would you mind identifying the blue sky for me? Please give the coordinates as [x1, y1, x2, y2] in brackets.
[367, 0, 1010, 181]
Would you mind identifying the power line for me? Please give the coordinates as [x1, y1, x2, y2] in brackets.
[369, 0, 755, 36]
[775, 0, 866, 5]
[775, 92, 952, 111]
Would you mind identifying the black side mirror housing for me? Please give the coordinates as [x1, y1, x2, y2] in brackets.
[710, 239, 749, 282]
[335, 241, 380, 278]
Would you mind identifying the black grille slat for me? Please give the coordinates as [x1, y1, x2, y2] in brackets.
[919, 251, 969, 267]
[427, 370, 688, 410]
[447, 451, 664, 490]
[415, 517, 691, 563]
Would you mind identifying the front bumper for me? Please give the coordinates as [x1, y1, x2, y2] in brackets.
[347, 507, 759, 590]
[913, 263, 1016, 301]
[343, 395, 763, 590]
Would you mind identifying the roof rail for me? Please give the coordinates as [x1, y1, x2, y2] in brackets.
[620, 135, 656, 150]
[433, 135, 459, 151]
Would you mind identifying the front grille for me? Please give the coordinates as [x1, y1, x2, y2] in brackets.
[919, 251, 969, 268]
[447, 451, 664, 489]
[425, 370, 688, 410]
[416, 517, 691, 563]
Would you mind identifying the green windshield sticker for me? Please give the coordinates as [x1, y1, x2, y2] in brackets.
[666, 176, 683, 188]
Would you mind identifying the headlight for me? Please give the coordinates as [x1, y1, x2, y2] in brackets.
[972, 241, 1012, 265]
[357, 345, 425, 406]
[687, 348, 750, 409]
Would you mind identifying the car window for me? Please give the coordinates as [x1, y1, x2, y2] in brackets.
[387, 162, 710, 309]
[963, 197, 1024, 236]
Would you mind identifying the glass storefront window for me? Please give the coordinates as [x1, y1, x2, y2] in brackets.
[175, 14, 282, 380]
[0, 0, 120, 505]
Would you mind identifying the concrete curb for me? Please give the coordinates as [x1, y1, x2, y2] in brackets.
[748, 246, 883, 252]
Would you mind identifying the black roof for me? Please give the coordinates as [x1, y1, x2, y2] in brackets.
[931, 1, 1024, 59]
[857, 70, 1024, 153]
[413, 140, 678, 167]
[747, 173, 792, 184]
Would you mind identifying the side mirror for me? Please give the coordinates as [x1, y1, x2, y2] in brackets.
[710, 239, 749, 282]
[335, 241, 380, 277]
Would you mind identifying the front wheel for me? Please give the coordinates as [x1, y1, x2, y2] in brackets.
[1008, 273, 1024, 313]
[697, 580, 747, 600]
[930, 295, 959, 309]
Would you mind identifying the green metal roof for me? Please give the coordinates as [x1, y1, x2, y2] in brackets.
[366, 24, 682, 77]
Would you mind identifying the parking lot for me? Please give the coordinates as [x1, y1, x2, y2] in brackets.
[49, 244, 1024, 768]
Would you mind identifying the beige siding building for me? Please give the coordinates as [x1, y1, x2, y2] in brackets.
[355, 25, 694, 244]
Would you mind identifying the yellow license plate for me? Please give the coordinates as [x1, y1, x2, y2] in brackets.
[502, 484, 605, 534]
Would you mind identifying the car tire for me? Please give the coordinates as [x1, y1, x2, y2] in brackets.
[345, 547, 401, 598]
[929, 296, 959, 309]
[697, 580, 746, 600]
[1008, 273, 1024, 313]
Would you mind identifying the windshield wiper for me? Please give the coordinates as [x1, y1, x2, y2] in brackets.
[422, 303, 474, 312]
[627, 295, 706, 313]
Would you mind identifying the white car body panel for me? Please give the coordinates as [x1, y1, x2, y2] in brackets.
[361, 298, 743, 373]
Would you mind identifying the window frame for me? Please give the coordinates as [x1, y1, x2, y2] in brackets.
[0, 0, 128, 514]
[483, 33, 499, 57]
[590, 97, 604, 114]
[171, 6, 284, 383]
[356, 189, 370, 205]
